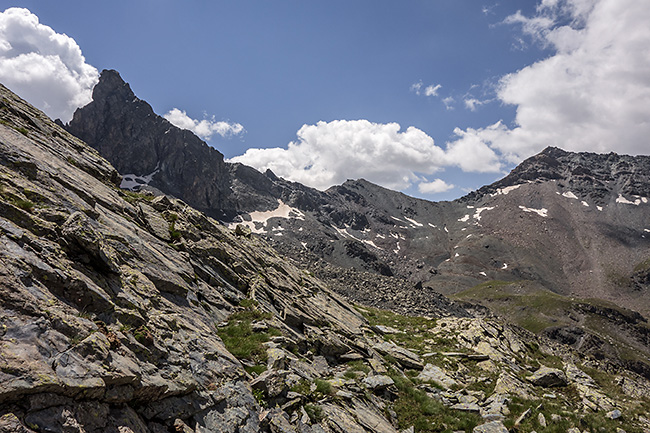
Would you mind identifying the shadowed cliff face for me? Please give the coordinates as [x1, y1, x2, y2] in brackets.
[67, 69, 233, 216]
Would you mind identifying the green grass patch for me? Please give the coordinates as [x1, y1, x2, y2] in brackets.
[244, 364, 267, 376]
[216, 300, 280, 364]
[121, 190, 154, 204]
[346, 360, 371, 374]
[356, 305, 438, 353]
[504, 396, 642, 433]
[314, 378, 334, 396]
[304, 404, 324, 423]
[12, 198, 34, 212]
[390, 372, 481, 432]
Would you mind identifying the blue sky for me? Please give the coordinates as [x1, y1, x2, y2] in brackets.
[1, 1, 649, 201]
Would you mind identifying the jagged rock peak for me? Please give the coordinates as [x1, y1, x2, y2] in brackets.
[463, 146, 650, 203]
[92, 69, 139, 105]
[66, 69, 234, 216]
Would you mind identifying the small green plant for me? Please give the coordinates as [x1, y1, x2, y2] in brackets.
[122, 190, 154, 204]
[16, 127, 28, 136]
[169, 221, 181, 241]
[346, 360, 371, 374]
[313, 378, 334, 396]
[12, 198, 34, 212]
[244, 364, 267, 376]
[216, 300, 280, 363]
[133, 325, 153, 345]
[252, 388, 267, 408]
[291, 379, 311, 395]
[304, 404, 324, 423]
[77, 310, 92, 320]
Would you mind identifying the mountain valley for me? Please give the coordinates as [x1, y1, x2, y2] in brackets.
[0, 71, 649, 432]
[66, 70, 650, 378]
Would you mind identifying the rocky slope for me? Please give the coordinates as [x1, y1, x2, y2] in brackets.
[3, 77, 650, 432]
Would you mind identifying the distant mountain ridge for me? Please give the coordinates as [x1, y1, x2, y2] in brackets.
[463, 146, 650, 205]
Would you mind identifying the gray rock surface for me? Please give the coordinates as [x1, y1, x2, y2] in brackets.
[526, 366, 568, 387]
[473, 421, 509, 433]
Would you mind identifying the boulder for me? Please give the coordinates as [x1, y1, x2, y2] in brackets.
[362, 375, 395, 390]
[417, 364, 457, 389]
[526, 366, 568, 387]
[372, 342, 423, 370]
[473, 421, 509, 433]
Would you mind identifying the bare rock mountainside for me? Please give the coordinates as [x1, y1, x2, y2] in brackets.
[2, 79, 650, 432]
[67, 70, 650, 380]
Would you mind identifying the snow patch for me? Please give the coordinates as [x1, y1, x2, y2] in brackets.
[333, 224, 383, 250]
[454, 253, 460, 258]
[644, 229, 650, 233]
[473, 206, 495, 221]
[501, 263, 508, 270]
[491, 184, 521, 197]
[229, 200, 305, 234]
[581, 201, 589, 207]
[596, 206, 603, 211]
[458, 214, 470, 222]
[404, 217, 423, 227]
[376, 234, 386, 239]
[363, 240, 382, 250]
[428, 223, 437, 229]
[562, 191, 578, 200]
[120, 166, 160, 191]
[518, 206, 548, 218]
[479, 272, 487, 277]
[616, 194, 643, 205]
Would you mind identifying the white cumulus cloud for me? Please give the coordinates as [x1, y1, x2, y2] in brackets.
[164, 108, 245, 141]
[229, 119, 502, 192]
[229, 119, 452, 191]
[451, 0, 650, 163]
[0, 8, 98, 122]
[418, 179, 455, 194]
